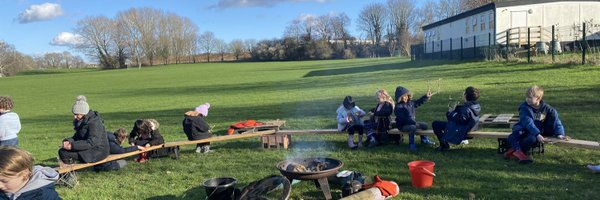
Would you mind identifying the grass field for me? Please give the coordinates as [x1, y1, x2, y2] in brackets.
[2, 57, 600, 199]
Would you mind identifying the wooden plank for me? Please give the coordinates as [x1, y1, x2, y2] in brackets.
[546, 138, 600, 150]
[276, 129, 339, 135]
[163, 129, 276, 147]
[479, 114, 492, 123]
[56, 145, 164, 174]
[492, 114, 514, 123]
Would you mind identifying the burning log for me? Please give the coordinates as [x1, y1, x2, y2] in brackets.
[284, 160, 329, 172]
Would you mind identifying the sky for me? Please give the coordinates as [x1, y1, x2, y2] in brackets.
[0, 0, 427, 58]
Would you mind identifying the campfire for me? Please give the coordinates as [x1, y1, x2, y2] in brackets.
[277, 157, 343, 200]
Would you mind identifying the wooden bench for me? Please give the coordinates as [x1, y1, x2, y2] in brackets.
[231, 120, 286, 134]
[56, 145, 164, 174]
[478, 114, 519, 128]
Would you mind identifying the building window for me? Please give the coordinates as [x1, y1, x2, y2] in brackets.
[472, 16, 478, 33]
[466, 18, 470, 34]
[480, 15, 486, 31]
[489, 12, 495, 30]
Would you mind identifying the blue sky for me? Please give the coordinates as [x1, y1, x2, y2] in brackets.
[0, 0, 426, 57]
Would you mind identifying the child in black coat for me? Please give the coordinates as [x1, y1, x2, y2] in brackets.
[129, 119, 164, 162]
[182, 103, 214, 153]
[365, 89, 394, 147]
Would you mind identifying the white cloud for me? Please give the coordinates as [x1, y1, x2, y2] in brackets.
[18, 3, 64, 23]
[210, 0, 331, 9]
[50, 32, 83, 46]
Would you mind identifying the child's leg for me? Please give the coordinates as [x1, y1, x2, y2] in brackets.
[356, 125, 364, 147]
[58, 149, 81, 164]
[432, 121, 449, 149]
[417, 122, 435, 145]
[507, 131, 525, 151]
[347, 126, 357, 148]
[402, 125, 418, 151]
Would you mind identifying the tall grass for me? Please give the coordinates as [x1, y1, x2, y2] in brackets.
[2, 58, 600, 199]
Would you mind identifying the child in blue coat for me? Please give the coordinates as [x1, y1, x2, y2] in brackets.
[337, 96, 366, 149]
[432, 86, 481, 151]
[394, 86, 435, 151]
[504, 85, 565, 164]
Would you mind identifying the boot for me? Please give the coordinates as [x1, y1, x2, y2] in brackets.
[421, 136, 436, 145]
[135, 152, 148, 163]
[513, 150, 533, 164]
[357, 135, 364, 148]
[409, 134, 417, 151]
[195, 146, 203, 153]
[503, 148, 516, 160]
[201, 145, 214, 153]
[435, 141, 450, 151]
[347, 135, 357, 149]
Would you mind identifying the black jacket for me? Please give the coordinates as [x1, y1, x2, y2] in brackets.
[370, 102, 394, 132]
[395, 95, 429, 128]
[182, 115, 213, 141]
[106, 132, 138, 154]
[64, 110, 109, 163]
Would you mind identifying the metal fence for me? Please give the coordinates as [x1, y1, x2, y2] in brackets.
[411, 22, 600, 65]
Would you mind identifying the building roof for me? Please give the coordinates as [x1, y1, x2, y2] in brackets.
[422, 0, 600, 31]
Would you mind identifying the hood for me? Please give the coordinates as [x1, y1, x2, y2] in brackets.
[10, 166, 59, 199]
[466, 101, 481, 117]
[394, 86, 410, 102]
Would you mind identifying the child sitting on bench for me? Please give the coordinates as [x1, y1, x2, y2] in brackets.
[337, 96, 366, 149]
[129, 119, 164, 163]
[432, 86, 481, 151]
[504, 85, 565, 164]
[394, 86, 435, 151]
[0, 146, 60, 199]
[183, 103, 214, 153]
[364, 89, 394, 148]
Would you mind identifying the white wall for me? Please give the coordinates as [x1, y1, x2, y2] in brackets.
[496, 1, 600, 42]
[424, 10, 495, 53]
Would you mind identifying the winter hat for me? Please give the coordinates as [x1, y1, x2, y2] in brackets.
[195, 103, 210, 117]
[394, 86, 410, 102]
[72, 95, 89, 115]
[342, 96, 355, 109]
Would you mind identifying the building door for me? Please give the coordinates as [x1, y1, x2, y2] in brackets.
[510, 11, 527, 28]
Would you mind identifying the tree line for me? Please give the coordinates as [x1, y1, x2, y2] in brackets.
[1, 0, 494, 76]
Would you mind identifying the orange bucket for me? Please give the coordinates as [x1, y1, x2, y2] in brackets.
[407, 160, 436, 188]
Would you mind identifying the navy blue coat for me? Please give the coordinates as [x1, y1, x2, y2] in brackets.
[0, 183, 61, 200]
[512, 101, 565, 137]
[395, 95, 429, 128]
[442, 101, 481, 144]
[182, 115, 213, 141]
[107, 132, 138, 154]
[64, 110, 109, 163]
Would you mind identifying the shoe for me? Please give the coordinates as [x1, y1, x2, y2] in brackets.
[409, 143, 417, 152]
[357, 142, 363, 148]
[195, 147, 203, 153]
[135, 152, 149, 163]
[435, 146, 450, 151]
[460, 140, 469, 145]
[587, 164, 600, 173]
[201, 146, 214, 153]
[503, 149, 516, 160]
[368, 140, 379, 148]
[513, 150, 533, 164]
[421, 137, 436, 146]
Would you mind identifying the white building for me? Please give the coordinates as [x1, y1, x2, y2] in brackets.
[422, 0, 600, 55]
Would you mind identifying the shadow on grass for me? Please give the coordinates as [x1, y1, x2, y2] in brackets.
[302, 60, 460, 78]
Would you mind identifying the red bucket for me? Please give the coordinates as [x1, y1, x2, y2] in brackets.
[407, 160, 436, 188]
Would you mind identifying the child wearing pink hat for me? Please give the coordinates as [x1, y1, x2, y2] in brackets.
[183, 103, 213, 153]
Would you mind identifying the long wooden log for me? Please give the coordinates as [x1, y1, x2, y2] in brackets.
[163, 129, 276, 147]
[276, 129, 599, 150]
[56, 145, 164, 174]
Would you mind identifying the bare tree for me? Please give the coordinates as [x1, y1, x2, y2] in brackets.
[198, 31, 216, 62]
[284, 19, 305, 43]
[331, 12, 351, 48]
[358, 3, 387, 57]
[244, 39, 257, 56]
[388, 0, 416, 56]
[215, 39, 227, 61]
[229, 39, 244, 60]
[314, 15, 334, 41]
[74, 16, 117, 68]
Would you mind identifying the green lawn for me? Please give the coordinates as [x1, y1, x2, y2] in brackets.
[3, 58, 600, 199]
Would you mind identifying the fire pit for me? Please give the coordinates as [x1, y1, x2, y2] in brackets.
[277, 157, 343, 200]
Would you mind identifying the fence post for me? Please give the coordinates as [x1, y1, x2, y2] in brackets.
[440, 40, 443, 59]
[488, 32, 492, 60]
[461, 37, 464, 60]
[473, 35, 477, 59]
[552, 25, 555, 63]
[527, 27, 531, 63]
[582, 22, 586, 65]
[506, 30, 509, 61]
[450, 38, 453, 59]
[432, 41, 434, 59]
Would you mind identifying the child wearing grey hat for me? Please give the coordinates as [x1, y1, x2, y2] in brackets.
[0, 96, 21, 147]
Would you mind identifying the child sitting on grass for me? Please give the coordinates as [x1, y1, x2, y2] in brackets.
[129, 119, 164, 163]
[394, 86, 435, 152]
[504, 85, 565, 164]
[432, 86, 481, 151]
[336, 96, 366, 149]
[0, 96, 21, 147]
[0, 146, 61, 200]
[183, 103, 214, 153]
[94, 128, 145, 171]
